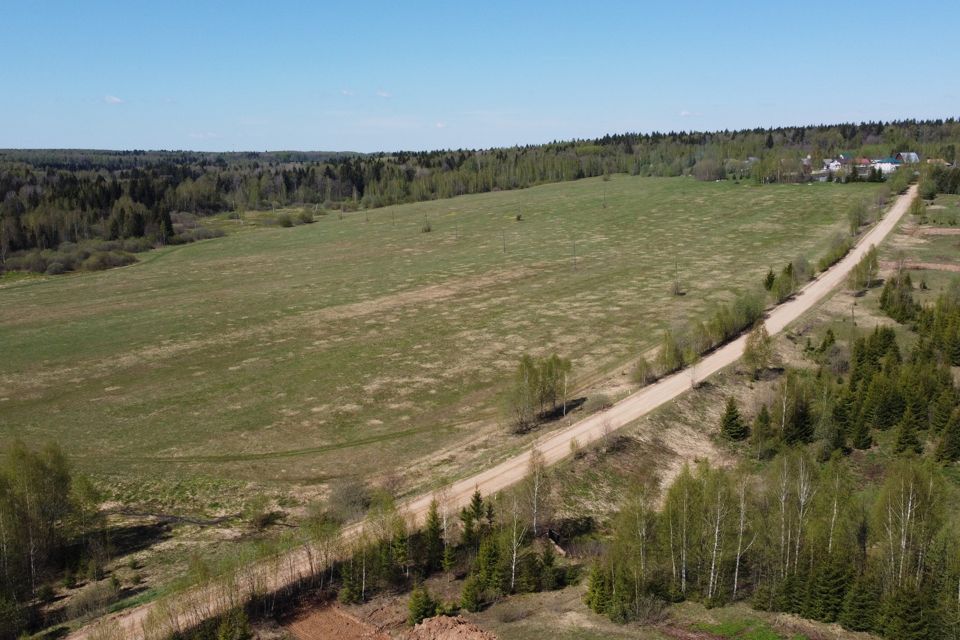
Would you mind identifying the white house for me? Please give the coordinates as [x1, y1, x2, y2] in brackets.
[872, 158, 902, 175]
[824, 159, 842, 172]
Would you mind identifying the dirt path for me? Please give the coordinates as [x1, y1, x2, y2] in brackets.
[69, 185, 917, 640]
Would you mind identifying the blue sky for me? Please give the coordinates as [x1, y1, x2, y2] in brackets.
[2, 1, 957, 152]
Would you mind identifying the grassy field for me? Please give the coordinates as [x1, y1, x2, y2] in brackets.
[0, 175, 883, 511]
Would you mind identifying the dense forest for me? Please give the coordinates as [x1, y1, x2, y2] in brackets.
[2, 119, 958, 274]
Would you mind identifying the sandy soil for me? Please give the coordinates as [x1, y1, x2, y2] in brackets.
[285, 605, 389, 640]
[403, 616, 497, 640]
[67, 185, 917, 640]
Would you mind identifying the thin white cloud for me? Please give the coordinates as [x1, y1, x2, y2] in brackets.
[679, 109, 701, 117]
[435, 121, 447, 129]
[376, 89, 392, 99]
[103, 95, 124, 105]
[340, 89, 354, 96]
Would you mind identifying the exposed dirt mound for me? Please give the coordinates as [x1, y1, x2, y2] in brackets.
[404, 615, 498, 640]
[286, 605, 389, 640]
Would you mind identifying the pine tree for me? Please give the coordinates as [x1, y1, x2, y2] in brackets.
[764, 267, 776, 291]
[784, 394, 814, 444]
[460, 574, 483, 612]
[460, 489, 484, 548]
[720, 397, 749, 440]
[424, 499, 443, 572]
[840, 574, 880, 632]
[882, 587, 932, 640]
[809, 559, 849, 623]
[441, 543, 455, 573]
[931, 389, 956, 432]
[584, 564, 611, 615]
[751, 404, 774, 458]
[407, 584, 437, 626]
[894, 406, 922, 454]
[850, 415, 872, 450]
[936, 411, 960, 462]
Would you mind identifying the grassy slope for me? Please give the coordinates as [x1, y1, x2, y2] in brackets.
[0, 176, 882, 507]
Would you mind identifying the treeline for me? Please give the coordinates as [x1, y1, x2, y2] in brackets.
[586, 455, 957, 639]
[0, 442, 102, 639]
[335, 480, 569, 620]
[2, 119, 957, 271]
[586, 266, 960, 637]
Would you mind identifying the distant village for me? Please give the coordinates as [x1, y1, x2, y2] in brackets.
[808, 150, 946, 181]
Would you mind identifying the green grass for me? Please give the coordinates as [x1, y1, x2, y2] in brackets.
[694, 619, 806, 640]
[0, 176, 883, 505]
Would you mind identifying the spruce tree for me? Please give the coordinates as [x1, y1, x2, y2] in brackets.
[750, 403, 775, 459]
[882, 587, 932, 640]
[424, 499, 443, 572]
[931, 389, 956, 432]
[764, 267, 776, 291]
[407, 584, 436, 626]
[441, 543, 455, 573]
[784, 394, 814, 444]
[585, 564, 611, 615]
[460, 574, 483, 612]
[720, 397, 749, 440]
[476, 536, 500, 592]
[936, 411, 960, 462]
[809, 559, 849, 623]
[894, 406, 922, 454]
[850, 415, 872, 450]
[839, 574, 880, 632]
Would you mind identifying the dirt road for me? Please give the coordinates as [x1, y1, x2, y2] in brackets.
[71, 185, 917, 640]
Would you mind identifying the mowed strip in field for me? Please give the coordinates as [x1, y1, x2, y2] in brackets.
[0, 176, 883, 496]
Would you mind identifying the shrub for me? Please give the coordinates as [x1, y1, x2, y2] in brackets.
[63, 570, 77, 589]
[81, 251, 136, 271]
[817, 234, 853, 271]
[583, 394, 612, 413]
[45, 261, 67, 275]
[276, 213, 294, 228]
[327, 480, 372, 523]
[0, 597, 25, 640]
[36, 583, 56, 603]
[66, 580, 119, 619]
[215, 607, 252, 640]
[298, 210, 315, 224]
[631, 356, 654, 386]
[175, 227, 224, 243]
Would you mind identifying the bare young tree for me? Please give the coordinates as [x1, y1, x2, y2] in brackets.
[732, 474, 756, 599]
[507, 495, 528, 592]
[526, 448, 548, 537]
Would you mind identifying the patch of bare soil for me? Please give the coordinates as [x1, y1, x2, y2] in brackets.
[658, 626, 724, 640]
[403, 616, 498, 640]
[285, 605, 390, 640]
[769, 612, 860, 640]
[919, 227, 960, 235]
[880, 260, 960, 273]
